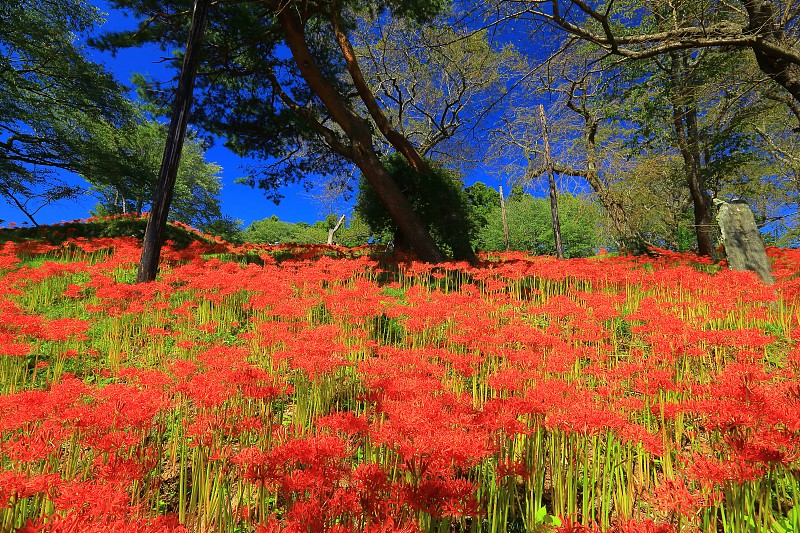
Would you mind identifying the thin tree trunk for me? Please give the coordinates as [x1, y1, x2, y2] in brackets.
[565, 94, 649, 254]
[539, 105, 564, 259]
[668, 50, 717, 260]
[327, 214, 345, 245]
[499, 185, 509, 251]
[278, 8, 443, 263]
[137, 0, 210, 283]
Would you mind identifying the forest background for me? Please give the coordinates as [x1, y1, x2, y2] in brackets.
[3, 0, 800, 257]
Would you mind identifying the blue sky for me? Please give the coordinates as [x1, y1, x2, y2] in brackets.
[0, 0, 507, 230]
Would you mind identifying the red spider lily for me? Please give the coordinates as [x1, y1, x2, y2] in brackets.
[231, 446, 281, 489]
[116, 367, 172, 390]
[363, 517, 422, 533]
[688, 452, 767, 486]
[38, 317, 91, 342]
[478, 397, 529, 435]
[649, 477, 705, 518]
[0, 471, 61, 504]
[0, 376, 90, 432]
[317, 410, 370, 436]
[168, 359, 198, 380]
[494, 458, 530, 484]
[2, 234, 800, 531]
[0, 341, 31, 357]
[2, 423, 72, 462]
[52, 478, 134, 521]
[270, 324, 353, 380]
[401, 475, 481, 519]
[62, 283, 84, 298]
[322, 277, 390, 321]
[486, 368, 528, 394]
[370, 394, 494, 474]
[613, 519, 677, 533]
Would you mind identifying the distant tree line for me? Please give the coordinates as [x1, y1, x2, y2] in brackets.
[244, 180, 603, 258]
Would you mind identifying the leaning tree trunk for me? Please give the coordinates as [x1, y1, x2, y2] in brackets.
[741, 0, 800, 104]
[332, 9, 482, 264]
[137, 0, 210, 283]
[566, 103, 649, 254]
[352, 135, 443, 262]
[668, 50, 717, 260]
[278, 8, 443, 263]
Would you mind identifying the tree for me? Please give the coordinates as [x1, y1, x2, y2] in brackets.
[335, 213, 385, 246]
[97, 0, 452, 262]
[608, 153, 697, 252]
[137, 0, 210, 283]
[615, 44, 776, 257]
[352, 12, 525, 169]
[244, 213, 381, 245]
[473, 188, 603, 257]
[0, 0, 129, 223]
[494, 0, 800, 108]
[244, 216, 328, 244]
[87, 120, 224, 229]
[495, 23, 791, 256]
[200, 216, 245, 243]
[355, 153, 477, 261]
[465, 182, 502, 230]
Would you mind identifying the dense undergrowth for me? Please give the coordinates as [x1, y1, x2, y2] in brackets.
[0, 223, 799, 532]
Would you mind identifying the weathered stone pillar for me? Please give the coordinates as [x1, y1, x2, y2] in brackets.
[714, 199, 774, 284]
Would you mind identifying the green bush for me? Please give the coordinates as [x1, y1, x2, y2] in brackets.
[355, 154, 476, 261]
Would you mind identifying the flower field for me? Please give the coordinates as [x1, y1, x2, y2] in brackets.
[1, 236, 799, 533]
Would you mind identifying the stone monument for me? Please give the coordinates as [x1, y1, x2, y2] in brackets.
[714, 199, 775, 284]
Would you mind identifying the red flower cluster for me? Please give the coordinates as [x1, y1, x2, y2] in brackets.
[1, 238, 799, 532]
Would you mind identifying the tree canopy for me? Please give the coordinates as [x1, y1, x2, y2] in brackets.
[87, 119, 224, 230]
[96, 0, 462, 260]
[4, 0, 800, 258]
[0, 0, 129, 224]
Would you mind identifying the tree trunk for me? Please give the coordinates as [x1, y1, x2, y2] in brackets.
[539, 105, 564, 259]
[565, 97, 649, 254]
[278, 8, 443, 263]
[499, 185, 509, 251]
[352, 137, 443, 262]
[137, 0, 210, 283]
[327, 214, 345, 245]
[331, 14, 428, 174]
[668, 50, 717, 260]
[741, 0, 800, 104]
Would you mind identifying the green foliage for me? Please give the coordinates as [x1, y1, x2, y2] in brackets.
[85, 118, 224, 229]
[473, 190, 603, 258]
[244, 216, 327, 244]
[605, 154, 697, 252]
[336, 214, 389, 247]
[0, 216, 218, 248]
[0, 0, 129, 221]
[199, 216, 245, 244]
[244, 213, 384, 246]
[464, 182, 501, 229]
[95, 0, 449, 205]
[355, 154, 476, 260]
